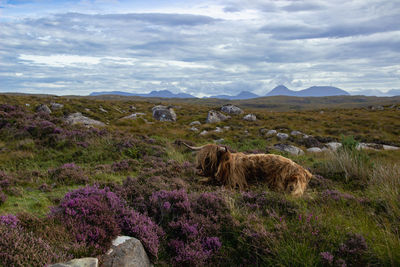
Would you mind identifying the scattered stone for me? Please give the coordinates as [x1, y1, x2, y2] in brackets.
[65, 113, 105, 127]
[223, 126, 230, 130]
[307, 147, 323, 153]
[274, 144, 304, 155]
[243, 114, 257, 121]
[152, 105, 177, 122]
[36, 104, 52, 114]
[190, 127, 199, 132]
[129, 105, 136, 111]
[276, 133, 289, 140]
[50, 102, 64, 110]
[121, 113, 146, 120]
[259, 128, 268, 135]
[214, 138, 225, 144]
[49, 257, 98, 267]
[84, 108, 91, 112]
[221, 104, 243, 115]
[320, 111, 324, 114]
[206, 110, 230, 124]
[296, 135, 322, 148]
[200, 130, 208, 136]
[376, 105, 384, 110]
[266, 130, 277, 136]
[290, 130, 302, 136]
[244, 130, 249, 135]
[214, 127, 223, 133]
[25, 103, 30, 107]
[103, 236, 151, 267]
[325, 142, 342, 151]
[189, 121, 201, 126]
[383, 145, 400, 150]
[99, 107, 108, 113]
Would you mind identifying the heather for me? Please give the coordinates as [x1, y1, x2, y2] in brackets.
[0, 97, 399, 266]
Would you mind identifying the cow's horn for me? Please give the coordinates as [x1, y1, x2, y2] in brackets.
[181, 142, 206, 151]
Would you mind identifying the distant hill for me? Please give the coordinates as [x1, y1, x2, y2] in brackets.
[387, 89, 400, 96]
[90, 90, 195, 98]
[207, 91, 260, 100]
[266, 85, 349, 97]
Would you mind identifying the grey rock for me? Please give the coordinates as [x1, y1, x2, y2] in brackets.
[49, 257, 98, 267]
[189, 121, 201, 126]
[65, 113, 105, 127]
[259, 128, 268, 134]
[214, 138, 225, 144]
[290, 130, 302, 136]
[266, 130, 277, 136]
[325, 142, 342, 151]
[223, 126, 231, 130]
[276, 133, 289, 140]
[99, 107, 108, 113]
[25, 103, 30, 107]
[103, 236, 151, 267]
[190, 127, 199, 132]
[243, 114, 257, 121]
[50, 102, 64, 110]
[200, 130, 208, 136]
[274, 144, 304, 155]
[383, 145, 400, 150]
[221, 104, 243, 115]
[129, 105, 136, 111]
[121, 113, 145, 120]
[36, 104, 52, 114]
[214, 127, 223, 133]
[152, 105, 177, 122]
[307, 147, 323, 153]
[206, 110, 230, 124]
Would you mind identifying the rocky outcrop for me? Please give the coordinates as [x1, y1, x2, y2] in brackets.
[206, 110, 230, 124]
[276, 133, 289, 140]
[152, 105, 177, 122]
[65, 113, 105, 127]
[221, 104, 243, 115]
[102, 236, 151, 267]
[243, 114, 257, 121]
[49, 257, 98, 267]
[50, 102, 64, 110]
[36, 104, 52, 114]
[273, 144, 304, 155]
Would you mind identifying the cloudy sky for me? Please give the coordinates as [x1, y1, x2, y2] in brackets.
[0, 0, 399, 97]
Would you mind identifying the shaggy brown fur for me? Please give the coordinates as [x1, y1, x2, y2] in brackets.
[185, 143, 312, 197]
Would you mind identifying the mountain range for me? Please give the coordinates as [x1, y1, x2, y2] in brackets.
[90, 86, 400, 99]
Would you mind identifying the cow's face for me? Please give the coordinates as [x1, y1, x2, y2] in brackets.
[196, 145, 229, 179]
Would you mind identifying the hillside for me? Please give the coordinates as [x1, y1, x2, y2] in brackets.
[0, 93, 399, 266]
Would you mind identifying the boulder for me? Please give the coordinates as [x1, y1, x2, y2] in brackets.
[266, 130, 277, 136]
[190, 127, 199, 132]
[36, 104, 52, 114]
[50, 102, 64, 110]
[65, 113, 105, 127]
[103, 236, 151, 267]
[243, 114, 257, 121]
[307, 147, 323, 153]
[152, 105, 177, 122]
[276, 133, 289, 140]
[274, 144, 304, 155]
[206, 110, 230, 124]
[221, 104, 243, 115]
[214, 127, 223, 133]
[200, 130, 208, 136]
[325, 142, 342, 151]
[48, 257, 98, 267]
[189, 121, 201, 126]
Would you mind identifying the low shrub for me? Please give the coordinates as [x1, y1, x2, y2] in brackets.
[48, 163, 89, 185]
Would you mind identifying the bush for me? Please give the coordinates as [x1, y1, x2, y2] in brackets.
[48, 163, 89, 185]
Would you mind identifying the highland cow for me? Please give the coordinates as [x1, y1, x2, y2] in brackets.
[181, 143, 312, 197]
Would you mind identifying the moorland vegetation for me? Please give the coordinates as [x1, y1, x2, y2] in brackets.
[0, 93, 399, 266]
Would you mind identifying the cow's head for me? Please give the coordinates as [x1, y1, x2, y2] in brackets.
[180, 142, 229, 180]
